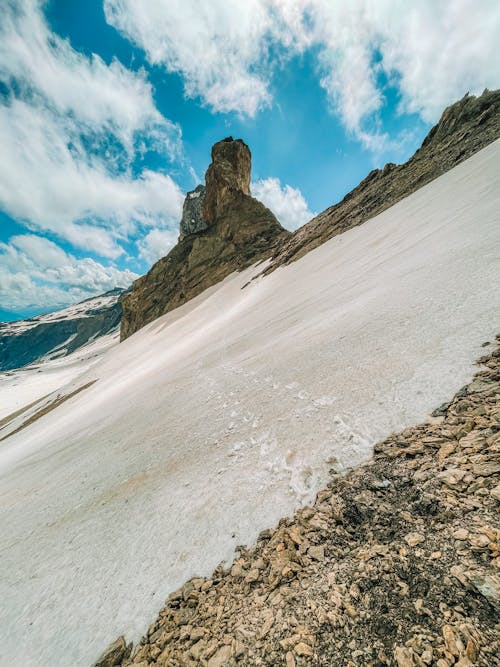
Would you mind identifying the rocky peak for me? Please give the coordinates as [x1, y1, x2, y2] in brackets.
[120, 138, 289, 340]
[203, 137, 251, 224]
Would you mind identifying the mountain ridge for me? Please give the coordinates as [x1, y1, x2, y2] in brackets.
[266, 89, 500, 271]
[0, 287, 126, 371]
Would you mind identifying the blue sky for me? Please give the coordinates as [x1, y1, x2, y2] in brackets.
[1, 0, 499, 320]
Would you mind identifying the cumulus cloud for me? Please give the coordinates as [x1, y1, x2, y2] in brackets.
[0, 0, 184, 260]
[0, 235, 138, 312]
[137, 228, 179, 265]
[105, 0, 500, 147]
[252, 178, 314, 230]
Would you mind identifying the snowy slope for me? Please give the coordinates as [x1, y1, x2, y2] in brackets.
[0, 140, 499, 667]
[0, 329, 119, 421]
[0, 288, 124, 371]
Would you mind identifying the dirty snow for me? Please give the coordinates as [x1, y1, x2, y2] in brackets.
[0, 141, 499, 666]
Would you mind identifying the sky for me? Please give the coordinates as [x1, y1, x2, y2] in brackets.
[0, 0, 499, 320]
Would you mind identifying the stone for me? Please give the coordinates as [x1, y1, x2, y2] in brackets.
[404, 532, 425, 547]
[93, 636, 131, 667]
[308, 545, 325, 561]
[394, 646, 415, 667]
[490, 484, 500, 501]
[207, 645, 232, 667]
[453, 528, 469, 540]
[179, 185, 207, 239]
[294, 642, 313, 657]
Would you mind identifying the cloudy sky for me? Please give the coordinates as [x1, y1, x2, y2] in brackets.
[0, 0, 499, 319]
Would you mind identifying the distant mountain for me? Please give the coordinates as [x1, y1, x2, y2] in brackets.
[0, 288, 126, 371]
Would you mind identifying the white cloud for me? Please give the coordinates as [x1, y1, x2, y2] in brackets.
[0, 0, 184, 259]
[252, 178, 314, 230]
[137, 228, 179, 265]
[0, 0, 181, 157]
[0, 235, 138, 312]
[104, 0, 277, 117]
[105, 0, 500, 147]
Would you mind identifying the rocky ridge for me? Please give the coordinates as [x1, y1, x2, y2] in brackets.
[96, 337, 500, 667]
[121, 138, 288, 340]
[265, 89, 500, 272]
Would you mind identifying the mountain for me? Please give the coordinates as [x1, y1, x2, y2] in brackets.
[1, 136, 498, 667]
[0, 288, 126, 371]
[120, 137, 289, 340]
[267, 89, 500, 270]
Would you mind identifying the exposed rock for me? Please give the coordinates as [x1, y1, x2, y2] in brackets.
[179, 184, 207, 239]
[121, 138, 288, 340]
[94, 636, 131, 667]
[266, 89, 500, 272]
[97, 337, 500, 666]
[203, 137, 251, 224]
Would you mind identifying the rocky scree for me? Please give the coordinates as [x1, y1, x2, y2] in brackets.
[96, 336, 500, 667]
[120, 138, 288, 340]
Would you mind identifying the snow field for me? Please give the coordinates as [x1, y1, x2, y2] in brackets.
[0, 140, 499, 666]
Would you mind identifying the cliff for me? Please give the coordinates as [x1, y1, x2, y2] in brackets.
[121, 138, 289, 340]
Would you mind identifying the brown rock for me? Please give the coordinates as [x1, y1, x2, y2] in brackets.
[203, 137, 251, 224]
[94, 636, 131, 667]
[207, 645, 232, 667]
[294, 642, 313, 657]
[121, 138, 288, 340]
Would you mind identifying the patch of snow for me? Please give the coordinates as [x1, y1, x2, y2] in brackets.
[0, 141, 499, 666]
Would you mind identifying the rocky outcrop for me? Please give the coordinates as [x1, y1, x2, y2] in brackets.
[97, 336, 500, 667]
[203, 138, 251, 224]
[0, 288, 126, 371]
[266, 89, 500, 272]
[121, 138, 289, 340]
[179, 185, 207, 240]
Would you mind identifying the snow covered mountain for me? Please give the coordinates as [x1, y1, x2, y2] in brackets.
[0, 139, 499, 667]
[0, 288, 126, 371]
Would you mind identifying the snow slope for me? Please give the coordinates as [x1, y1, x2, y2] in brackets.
[0, 329, 119, 421]
[0, 140, 499, 667]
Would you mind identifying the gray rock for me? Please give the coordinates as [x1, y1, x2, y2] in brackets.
[179, 184, 207, 239]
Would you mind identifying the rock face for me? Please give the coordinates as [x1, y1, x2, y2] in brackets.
[266, 89, 500, 271]
[203, 137, 251, 224]
[0, 288, 125, 371]
[179, 185, 207, 239]
[121, 138, 288, 340]
[98, 337, 500, 666]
